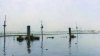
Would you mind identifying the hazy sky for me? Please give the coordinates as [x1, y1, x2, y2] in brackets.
[0, 0, 100, 32]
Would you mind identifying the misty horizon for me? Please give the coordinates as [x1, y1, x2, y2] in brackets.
[0, 0, 100, 32]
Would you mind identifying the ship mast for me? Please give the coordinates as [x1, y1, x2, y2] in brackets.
[3, 15, 7, 56]
[41, 21, 43, 48]
[40, 21, 44, 56]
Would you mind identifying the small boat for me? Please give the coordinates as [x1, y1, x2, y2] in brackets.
[47, 37, 54, 39]
[71, 35, 76, 38]
[17, 35, 24, 42]
[25, 35, 40, 41]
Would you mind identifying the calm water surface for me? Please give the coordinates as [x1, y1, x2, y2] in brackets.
[0, 34, 100, 56]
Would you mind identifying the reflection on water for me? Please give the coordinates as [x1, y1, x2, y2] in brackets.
[0, 34, 100, 56]
[3, 33, 6, 56]
[17, 36, 40, 54]
[69, 37, 71, 56]
[27, 40, 31, 54]
[68, 34, 78, 56]
[41, 39, 43, 56]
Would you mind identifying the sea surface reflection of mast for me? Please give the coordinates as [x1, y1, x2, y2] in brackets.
[3, 15, 7, 56]
[41, 21, 44, 56]
[69, 39, 71, 56]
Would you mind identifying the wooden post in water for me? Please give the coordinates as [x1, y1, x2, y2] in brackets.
[27, 25, 31, 53]
[27, 25, 31, 40]
[69, 27, 72, 42]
